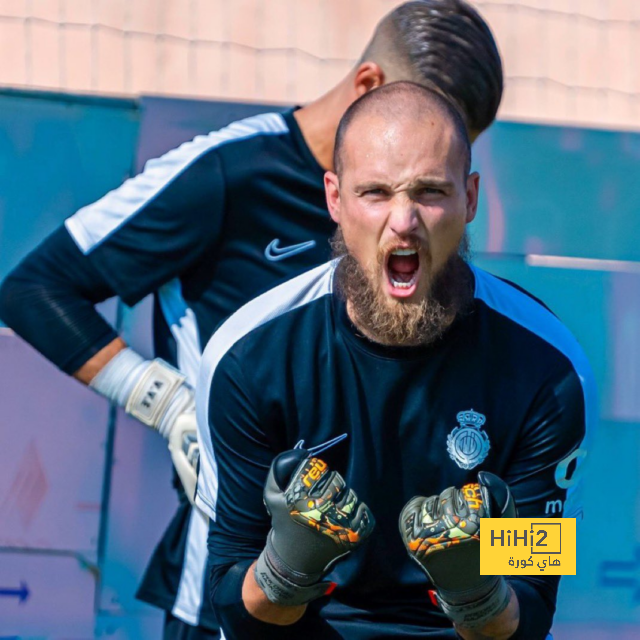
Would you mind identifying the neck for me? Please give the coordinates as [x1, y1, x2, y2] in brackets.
[293, 73, 355, 171]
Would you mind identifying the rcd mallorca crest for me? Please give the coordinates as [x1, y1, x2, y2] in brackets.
[447, 409, 490, 470]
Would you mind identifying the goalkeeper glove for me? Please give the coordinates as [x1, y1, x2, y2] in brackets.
[89, 348, 199, 506]
[166, 411, 199, 506]
[399, 472, 516, 629]
[255, 448, 375, 606]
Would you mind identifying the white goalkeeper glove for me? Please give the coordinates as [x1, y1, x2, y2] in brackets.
[89, 347, 200, 506]
[166, 411, 199, 506]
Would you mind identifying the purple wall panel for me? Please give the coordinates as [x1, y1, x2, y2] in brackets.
[98, 410, 177, 613]
[609, 272, 640, 421]
[0, 332, 109, 553]
[136, 96, 282, 171]
[0, 551, 96, 637]
[120, 295, 155, 360]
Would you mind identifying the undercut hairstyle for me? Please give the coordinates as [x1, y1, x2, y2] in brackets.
[360, 0, 503, 136]
[333, 81, 471, 179]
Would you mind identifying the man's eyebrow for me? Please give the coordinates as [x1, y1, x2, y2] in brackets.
[354, 181, 391, 191]
[411, 178, 454, 190]
[354, 178, 455, 192]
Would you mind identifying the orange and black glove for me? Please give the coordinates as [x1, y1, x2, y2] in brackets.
[255, 449, 375, 606]
[400, 472, 516, 629]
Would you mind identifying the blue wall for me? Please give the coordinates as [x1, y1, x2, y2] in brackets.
[0, 89, 638, 639]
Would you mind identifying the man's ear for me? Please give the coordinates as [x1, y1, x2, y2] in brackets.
[465, 172, 480, 224]
[324, 171, 341, 224]
[353, 61, 385, 97]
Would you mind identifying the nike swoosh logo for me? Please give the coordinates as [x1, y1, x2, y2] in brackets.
[264, 239, 316, 262]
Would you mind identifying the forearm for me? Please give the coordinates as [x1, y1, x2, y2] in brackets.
[242, 561, 307, 625]
[211, 559, 310, 639]
[74, 337, 127, 384]
[455, 585, 519, 640]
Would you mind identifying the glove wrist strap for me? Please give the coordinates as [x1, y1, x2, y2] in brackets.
[126, 359, 190, 432]
[90, 348, 193, 435]
[255, 534, 335, 606]
[436, 576, 511, 629]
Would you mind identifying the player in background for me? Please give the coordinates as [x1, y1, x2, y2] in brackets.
[197, 82, 594, 640]
[0, 1, 503, 637]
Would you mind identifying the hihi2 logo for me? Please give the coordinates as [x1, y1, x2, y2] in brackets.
[480, 518, 576, 575]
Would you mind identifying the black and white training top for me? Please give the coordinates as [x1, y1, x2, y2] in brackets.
[0, 109, 333, 630]
[196, 260, 595, 639]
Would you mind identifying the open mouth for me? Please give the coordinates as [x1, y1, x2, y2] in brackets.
[386, 248, 421, 298]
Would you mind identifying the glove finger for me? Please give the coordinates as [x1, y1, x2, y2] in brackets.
[288, 456, 332, 497]
[309, 468, 344, 500]
[352, 500, 376, 541]
[331, 494, 375, 546]
[461, 482, 485, 514]
[399, 496, 425, 539]
[272, 449, 312, 492]
[400, 496, 447, 547]
[334, 484, 355, 510]
[419, 495, 454, 542]
[439, 486, 465, 519]
[421, 495, 439, 521]
[334, 486, 373, 534]
[477, 472, 516, 518]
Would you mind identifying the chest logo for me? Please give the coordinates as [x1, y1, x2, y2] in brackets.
[265, 238, 316, 262]
[447, 409, 490, 470]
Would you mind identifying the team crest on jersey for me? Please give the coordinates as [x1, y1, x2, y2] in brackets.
[447, 409, 490, 470]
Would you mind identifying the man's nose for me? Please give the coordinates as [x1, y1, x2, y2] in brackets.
[388, 198, 419, 236]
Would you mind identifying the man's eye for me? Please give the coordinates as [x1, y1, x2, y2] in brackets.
[417, 187, 443, 196]
[364, 189, 386, 196]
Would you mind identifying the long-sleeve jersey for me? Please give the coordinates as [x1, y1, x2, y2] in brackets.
[195, 260, 596, 639]
[0, 109, 333, 629]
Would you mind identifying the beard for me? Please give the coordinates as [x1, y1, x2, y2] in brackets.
[331, 228, 473, 347]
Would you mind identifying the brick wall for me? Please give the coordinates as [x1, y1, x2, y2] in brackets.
[0, 0, 638, 130]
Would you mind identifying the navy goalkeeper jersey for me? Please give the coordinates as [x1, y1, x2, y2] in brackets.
[195, 260, 595, 639]
[62, 109, 332, 628]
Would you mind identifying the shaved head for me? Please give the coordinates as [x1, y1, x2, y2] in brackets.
[333, 81, 471, 180]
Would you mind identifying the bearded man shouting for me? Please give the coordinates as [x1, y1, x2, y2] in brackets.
[194, 82, 594, 640]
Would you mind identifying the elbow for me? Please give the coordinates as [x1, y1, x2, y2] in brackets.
[0, 268, 48, 335]
[0, 271, 23, 329]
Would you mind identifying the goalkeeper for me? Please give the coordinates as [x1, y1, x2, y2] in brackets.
[0, 2, 505, 636]
[195, 83, 594, 639]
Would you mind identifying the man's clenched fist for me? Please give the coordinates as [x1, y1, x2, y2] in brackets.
[255, 449, 375, 606]
[400, 472, 516, 629]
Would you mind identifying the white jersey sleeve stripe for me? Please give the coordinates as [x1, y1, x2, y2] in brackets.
[471, 265, 597, 519]
[64, 112, 289, 254]
[194, 261, 337, 519]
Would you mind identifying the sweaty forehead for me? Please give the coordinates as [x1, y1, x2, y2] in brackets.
[341, 111, 461, 180]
